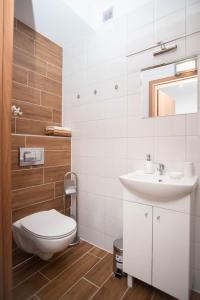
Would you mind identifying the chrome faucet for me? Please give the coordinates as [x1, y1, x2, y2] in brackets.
[156, 163, 165, 175]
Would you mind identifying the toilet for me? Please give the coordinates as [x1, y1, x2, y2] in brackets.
[13, 209, 77, 260]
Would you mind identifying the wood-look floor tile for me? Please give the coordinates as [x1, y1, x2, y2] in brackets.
[90, 247, 108, 258]
[12, 248, 33, 267]
[61, 278, 98, 300]
[123, 282, 154, 300]
[37, 253, 99, 300]
[153, 289, 175, 299]
[40, 241, 94, 280]
[85, 253, 113, 287]
[191, 291, 200, 300]
[92, 275, 127, 300]
[13, 272, 48, 300]
[13, 256, 47, 288]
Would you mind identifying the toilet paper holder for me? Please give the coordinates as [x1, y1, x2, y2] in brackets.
[64, 171, 77, 196]
[64, 171, 80, 246]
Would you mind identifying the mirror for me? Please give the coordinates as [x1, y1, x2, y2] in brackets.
[141, 58, 198, 118]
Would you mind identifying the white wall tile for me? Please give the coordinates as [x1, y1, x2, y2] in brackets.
[187, 2, 200, 34]
[155, 136, 186, 161]
[154, 115, 186, 136]
[155, 9, 186, 42]
[155, 0, 186, 20]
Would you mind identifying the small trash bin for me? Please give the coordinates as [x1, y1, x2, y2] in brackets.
[113, 238, 125, 278]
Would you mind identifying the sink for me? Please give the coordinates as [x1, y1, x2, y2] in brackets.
[119, 170, 198, 201]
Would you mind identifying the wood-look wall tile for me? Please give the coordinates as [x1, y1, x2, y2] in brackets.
[14, 29, 34, 54]
[55, 181, 64, 197]
[12, 183, 54, 210]
[45, 151, 69, 167]
[37, 253, 99, 300]
[29, 72, 62, 96]
[12, 134, 25, 150]
[12, 168, 43, 190]
[17, 20, 62, 58]
[13, 65, 28, 85]
[14, 47, 47, 76]
[35, 42, 62, 68]
[12, 82, 41, 105]
[12, 100, 53, 122]
[29, 71, 62, 96]
[44, 166, 70, 183]
[12, 117, 16, 133]
[13, 272, 48, 300]
[47, 64, 62, 82]
[12, 197, 64, 221]
[41, 91, 61, 110]
[16, 118, 55, 135]
[26, 136, 70, 150]
[53, 109, 62, 124]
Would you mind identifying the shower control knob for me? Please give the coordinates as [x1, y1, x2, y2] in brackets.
[94, 89, 97, 95]
[115, 84, 118, 90]
[145, 213, 148, 217]
[157, 216, 160, 220]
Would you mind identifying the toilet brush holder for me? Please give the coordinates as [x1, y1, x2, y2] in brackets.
[64, 171, 80, 246]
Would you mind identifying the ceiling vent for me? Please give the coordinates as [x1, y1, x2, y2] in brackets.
[102, 7, 113, 23]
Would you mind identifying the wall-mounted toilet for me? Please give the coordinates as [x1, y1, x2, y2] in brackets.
[13, 209, 77, 260]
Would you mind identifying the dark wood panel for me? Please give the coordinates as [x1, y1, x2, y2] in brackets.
[45, 151, 70, 167]
[13, 272, 48, 300]
[26, 136, 71, 150]
[12, 197, 64, 221]
[13, 65, 28, 85]
[37, 253, 99, 300]
[11, 134, 25, 150]
[62, 278, 98, 300]
[16, 20, 62, 58]
[12, 168, 43, 190]
[41, 91, 61, 110]
[12, 81, 41, 104]
[85, 253, 113, 286]
[14, 47, 47, 76]
[35, 42, 62, 68]
[12, 183, 54, 210]
[14, 29, 34, 54]
[29, 71, 62, 96]
[40, 241, 93, 280]
[44, 165, 70, 183]
[92, 275, 127, 300]
[12, 99, 53, 122]
[0, 0, 13, 298]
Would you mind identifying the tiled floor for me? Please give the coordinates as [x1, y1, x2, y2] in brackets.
[12, 241, 200, 300]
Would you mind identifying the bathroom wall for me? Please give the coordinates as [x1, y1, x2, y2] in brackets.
[62, 0, 200, 291]
[12, 20, 71, 221]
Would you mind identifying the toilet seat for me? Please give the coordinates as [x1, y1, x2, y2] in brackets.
[20, 209, 77, 240]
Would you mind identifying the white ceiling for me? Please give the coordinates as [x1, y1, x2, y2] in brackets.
[15, 0, 149, 46]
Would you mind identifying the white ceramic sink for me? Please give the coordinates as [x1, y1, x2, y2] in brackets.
[119, 170, 198, 201]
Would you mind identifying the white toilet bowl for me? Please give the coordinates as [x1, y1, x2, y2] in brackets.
[13, 209, 77, 260]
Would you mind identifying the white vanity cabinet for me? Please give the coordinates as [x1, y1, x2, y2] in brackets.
[123, 200, 191, 300]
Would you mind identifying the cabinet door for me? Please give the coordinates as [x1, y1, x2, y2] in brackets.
[153, 207, 190, 299]
[123, 201, 152, 284]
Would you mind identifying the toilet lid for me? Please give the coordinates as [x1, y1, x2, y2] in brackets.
[21, 209, 77, 239]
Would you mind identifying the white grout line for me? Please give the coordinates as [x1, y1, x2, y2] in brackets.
[120, 287, 129, 300]
[38, 271, 50, 282]
[83, 277, 100, 289]
[89, 273, 113, 300]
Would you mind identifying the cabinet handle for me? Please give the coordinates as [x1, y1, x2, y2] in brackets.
[157, 216, 160, 220]
[145, 213, 148, 217]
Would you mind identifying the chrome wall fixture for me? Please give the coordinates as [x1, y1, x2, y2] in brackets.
[11, 105, 23, 116]
[153, 42, 177, 57]
[76, 84, 119, 100]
